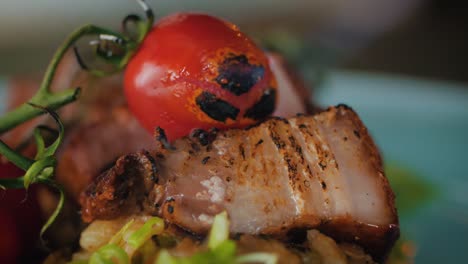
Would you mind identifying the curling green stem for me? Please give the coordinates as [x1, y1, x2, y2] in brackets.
[137, 0, 155, 41]
[0, 0, 156, 242]
[0, 176, 25, 189]
[0, 88, 80, 134]
[38, 24, 129, 95]
[0, 24, 131, 135]
[0, 140, 33, 170]
[39, 181, 65, 239]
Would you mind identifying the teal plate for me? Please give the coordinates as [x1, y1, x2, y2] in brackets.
[1, 71, 468, 263]
[317, 71, 468, 263]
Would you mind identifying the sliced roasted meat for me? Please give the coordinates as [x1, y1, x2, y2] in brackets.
[268, 53, 316, 117]
[2, 69, 153, 200]
[80, 105, 398, 261]
[56, 106, 154, 200]
[2, 52, 312, 199]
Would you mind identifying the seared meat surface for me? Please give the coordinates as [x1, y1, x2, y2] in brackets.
[80, 105, 398, 261]
[56, 106, 154, 200]
[2, 53, 312, 201]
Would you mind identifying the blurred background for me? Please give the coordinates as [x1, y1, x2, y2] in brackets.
[0, 0, 467, 82]
[0, 0, 467, 263]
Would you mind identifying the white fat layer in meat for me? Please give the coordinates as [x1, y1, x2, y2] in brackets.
[224, 127, 298, 233]
[152, 107, 395, 235]
[317, 108, 391, 224]
[82, 106, 398, 259]
[312, 114, 353, 218]
[200, 176, 225, 203]
[198, 213, 214, 224]
[289, 119, 327, 218]
[270, 120, 305, 216]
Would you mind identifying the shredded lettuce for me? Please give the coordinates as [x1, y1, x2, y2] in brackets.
[385, 163, 436, 216]
[154, 212, 277, 264]
[155, 240, 237, 264]
[75, 213, 277, 264]
[89, 244, 129, 264]
[207, 211, 229, 250]
[108, 219, 135, 245]
[155, 250, 178, 264]
[127, 217, 164, 250]
[72, 217, 164, 264]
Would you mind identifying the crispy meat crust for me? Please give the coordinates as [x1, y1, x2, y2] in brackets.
[80, 105, 399, 261]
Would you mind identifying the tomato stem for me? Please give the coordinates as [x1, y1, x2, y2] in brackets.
[0, 88, 80, 134]
[0, 140, 33, 171]
[0, 176, 25, 189]
[38, 24, 129, 95]
[0, 0, 155, 238]
[137, 0, 155, 40]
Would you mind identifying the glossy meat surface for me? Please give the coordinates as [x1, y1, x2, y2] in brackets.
[2, 53, 311, 201]
[80, 105, 398, 260]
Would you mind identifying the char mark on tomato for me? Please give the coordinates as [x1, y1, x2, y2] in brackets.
[215, 54, 265, 96]
[195, 91, 240, 122]
[244, 88, 276, 120]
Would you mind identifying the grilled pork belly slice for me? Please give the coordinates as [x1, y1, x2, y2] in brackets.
[56, 106, 154, 200]
[2, 53, 312, 201]
[80, 105, 398, 261]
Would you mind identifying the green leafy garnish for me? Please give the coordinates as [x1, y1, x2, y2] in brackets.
[74, 216, 165, 264]
[156, 240, 238, 264]
[127, 217, 164, 250]
[0, 105, 66, 238]
[108, 219, 135, 245]
[387, 236, 416, 264]
[75, 212, 277, 263]
[0, 0, 155, 245]
[207, 211, 230, 250]
[89, 244, 130, 264]
[385, 163, 435, 263]
[155, 212, 278, 264]
[385, 163, 437, 216]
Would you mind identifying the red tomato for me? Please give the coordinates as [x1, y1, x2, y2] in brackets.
[125, 13, 277, 141]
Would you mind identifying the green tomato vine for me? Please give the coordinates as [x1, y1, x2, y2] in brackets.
[0, 0, 154, 239]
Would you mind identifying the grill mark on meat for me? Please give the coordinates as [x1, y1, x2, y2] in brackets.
[239, 143, 245, 160]
[321, 181, 327, 190]
[353, 130, 361, 139]
[292, 119, 331, 216]
[80, 105, 399, 261]
[146, 153, 159, 184]
[268, 120, 302, 217]
[201, 156, 210, 164]
[155, 127, 175, 150]
[190, 129, 218, 146]
[255, 139, 264, 147]
[311, 114, 352, 217]
[283, 121, 318, 223]
[228, 122, 297, 233]
[268, 122, 286, 150]
[289, 119, 325, 221]
[80, 151, 158, 222]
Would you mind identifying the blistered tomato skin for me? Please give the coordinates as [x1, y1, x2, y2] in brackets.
[124, 13, 277, 141]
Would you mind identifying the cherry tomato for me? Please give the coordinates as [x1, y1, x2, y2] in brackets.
[124, 13, 277, 141]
